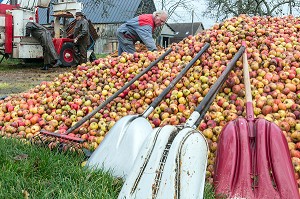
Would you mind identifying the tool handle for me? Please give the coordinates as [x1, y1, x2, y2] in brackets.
[64, 48, 173, 134]
[242, 42, 255, 126]
[189, 46, 245, 128]
[40, 130, 84, 143]
[142, 43, 210, 118]
[242, 42, 253, 104]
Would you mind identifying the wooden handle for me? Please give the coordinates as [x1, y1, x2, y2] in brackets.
[242, 42, 255, 123]
[242, 46, 252, 103]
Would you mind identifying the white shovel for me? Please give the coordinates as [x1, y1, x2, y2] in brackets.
[118, 46, 245, 199]
[85, 43, 210, 178]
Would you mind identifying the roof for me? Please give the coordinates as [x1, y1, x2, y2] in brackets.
[165, 23, 175, 33]
[38, 0, 143, 24]
[160, 23, 175, 36]
[168, 22, 204, 38]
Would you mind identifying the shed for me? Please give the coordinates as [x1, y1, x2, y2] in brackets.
[158, 23, 175, 48]
[168, 22, 204, 43]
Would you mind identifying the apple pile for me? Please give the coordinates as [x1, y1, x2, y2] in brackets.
[1, 14, 300, 186]
[110, 43, 164, 57]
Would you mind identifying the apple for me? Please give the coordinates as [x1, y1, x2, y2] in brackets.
[295, 123, 300, 131]
[152, 118, 161, 127]
[262, 105, 273, 115]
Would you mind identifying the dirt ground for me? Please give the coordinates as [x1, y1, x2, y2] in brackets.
[0, 60, 74, 97]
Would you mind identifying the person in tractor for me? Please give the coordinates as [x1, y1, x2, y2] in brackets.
[72, 11, 90, 65]
[25, 22, 62, 70]
[116, 10, 168, 56]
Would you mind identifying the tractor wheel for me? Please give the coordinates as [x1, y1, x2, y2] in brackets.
[59, 42, 76, 67]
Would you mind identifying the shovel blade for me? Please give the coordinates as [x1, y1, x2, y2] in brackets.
[254, 119, 299, 198]
[214, 118, 253, 198]
[85, 115, 152, 178]
[214, 118, 299, 199]
[118, 125, 208, 199]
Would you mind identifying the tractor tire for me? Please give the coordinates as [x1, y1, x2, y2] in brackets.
[59, 42, 76, 67]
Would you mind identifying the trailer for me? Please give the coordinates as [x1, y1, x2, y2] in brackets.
[0, 0, 83, 66]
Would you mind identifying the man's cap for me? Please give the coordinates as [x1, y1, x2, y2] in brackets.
[75, 11, 84, 16]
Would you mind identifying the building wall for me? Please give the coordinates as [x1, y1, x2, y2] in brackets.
[170, 37, 184, 44]
[158, 25, 175, 48]
[169, 23, 204, 44]
[93, 23, 120, 54]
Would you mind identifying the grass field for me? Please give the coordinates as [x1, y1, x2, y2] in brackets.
[0, 138, 123, 198]
[0, 138, 217, 198]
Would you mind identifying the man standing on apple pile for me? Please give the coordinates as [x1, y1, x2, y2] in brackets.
[116, 10, 168, 56]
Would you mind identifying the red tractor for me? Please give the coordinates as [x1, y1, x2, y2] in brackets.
[0, 0, 83, 66]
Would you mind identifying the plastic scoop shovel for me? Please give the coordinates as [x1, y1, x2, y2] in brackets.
[213, 42, 299, 199]
[85, 43, 210, 178]
[118, 46, 245, 199]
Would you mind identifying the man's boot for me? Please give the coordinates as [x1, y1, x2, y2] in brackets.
[89, 51, 97, 62]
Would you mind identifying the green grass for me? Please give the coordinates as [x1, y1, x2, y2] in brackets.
[0, 138, 122, 199]
[205, 183, 218, 199]
[0, 82, 9, 89]
[96, 54, 109, 59]
[0, 58, 23, 71]
[0, 137, 217, 198]
[1, 57, 20, 65]
[0, 58, 42, 71]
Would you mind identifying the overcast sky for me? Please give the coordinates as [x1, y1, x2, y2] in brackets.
[1, 0, 216, 29]
[154, 0, 216, 29]
[2, 0, 296, 28]
[153, 0, 299, 29]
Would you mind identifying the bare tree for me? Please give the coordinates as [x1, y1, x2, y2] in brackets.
[203, 0, 298, 22]
[154, 0, 196, 22]
[153, 0, 198, 38]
